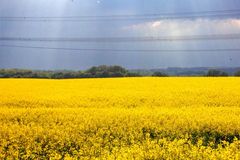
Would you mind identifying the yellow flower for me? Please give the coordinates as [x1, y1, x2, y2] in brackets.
[0, 78, 240, 159]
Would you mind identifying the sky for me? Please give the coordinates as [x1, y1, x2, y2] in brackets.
[0, 0, 240, 70]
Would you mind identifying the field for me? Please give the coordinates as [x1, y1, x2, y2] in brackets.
[0, 78, 240, 159]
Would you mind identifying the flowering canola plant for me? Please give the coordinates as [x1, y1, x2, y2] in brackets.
[0, 78, 240, 159]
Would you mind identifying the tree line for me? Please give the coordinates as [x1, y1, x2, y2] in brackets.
[0, 66, 140, 79]
[0, 66, 240, 79]
[206, 69, 240, 77]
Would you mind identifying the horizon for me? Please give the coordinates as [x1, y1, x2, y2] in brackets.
[1, 66, 240, 71]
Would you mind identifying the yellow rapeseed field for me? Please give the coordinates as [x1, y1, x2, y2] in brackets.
[0, 78, 240, 159]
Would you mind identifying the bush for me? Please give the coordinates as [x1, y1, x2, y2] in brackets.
[235, 71, 240, 77]
[86, 65, 128, 78]
[152, 72, 168, 77]
[206, 70, 228, 77]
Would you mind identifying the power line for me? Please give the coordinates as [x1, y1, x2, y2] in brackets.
[1, 33, 240, 42]
[1, 44, 240, 53]
[1, 9, 240, 19]
[1, 10, 240, 22]
[1, 14, 240, 22]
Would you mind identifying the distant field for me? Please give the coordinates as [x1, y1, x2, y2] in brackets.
[0, 78, 240, 159]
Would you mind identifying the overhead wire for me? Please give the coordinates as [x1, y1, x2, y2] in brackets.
[1, 9, 240, 22]
[1, 44, 240, 53]
[1, 33, 240, 42]
[1, 9, 240, 18]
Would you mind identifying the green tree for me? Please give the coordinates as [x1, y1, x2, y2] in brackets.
[235, 71, 240, 77]
[86, 65, 128, 78]
[206, 70, 228, 77]
[152, 71, 168, 77]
